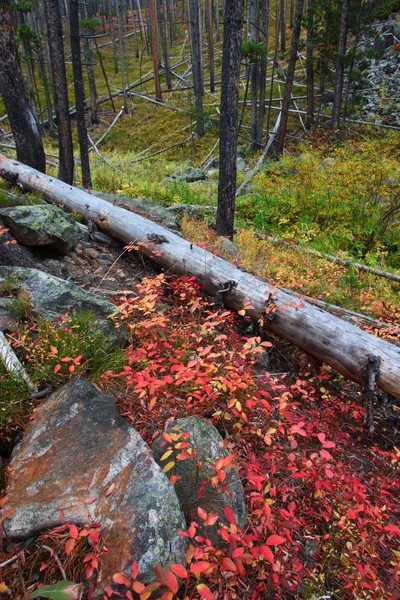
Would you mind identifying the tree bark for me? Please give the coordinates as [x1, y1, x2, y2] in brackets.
[206, 0, 215, 92]
[188, 0, 205, 136]
[149, 0, 163, 101]
[115, 0, 129, 112]
[256, 0, 268, 146]
[305, 0, 314, 129]
[280, 0, 286, 52]
[1, 152, 400, 400]
[249, 0, 259, 148]
[69, 0, 92, 188]
[0, 0, 45, 173]
[216, 0, 244, 238]
[331, 0, 349, 129]
[276, 0, 304, 155]
[43, 0, 74, 183]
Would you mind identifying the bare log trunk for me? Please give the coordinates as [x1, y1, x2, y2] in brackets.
[1, 153, 399, 400]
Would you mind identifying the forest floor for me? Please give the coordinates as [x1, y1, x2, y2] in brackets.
[1, 15, 400, 600]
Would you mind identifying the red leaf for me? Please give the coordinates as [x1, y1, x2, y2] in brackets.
[266, 535, 285, 546]
[84, 497, 97, 505]
[232, 548, 244, 558]
[166, 571, 179, 594]
[224, 506, 236, 525]
[384, 524, 400, 536]
[197, 507, 208, 521]
[190, 561, 211, 575]
[170, 564, 188, 579]
[197, 583, 215, 600]
[112, 572, 130, 586]
[132, 582, 145, 593]
[259, 545, 275, 565]
[105, 483, 116, 497]
[69, 524, 79, 540]
[154, 564, 169, 586]
[130, 560, 139, 580]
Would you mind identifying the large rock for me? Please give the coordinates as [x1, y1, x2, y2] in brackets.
[0, 204, 81, 254]
[152, 417, 247, 544]
[0, 266, 121, 344]
[3, 378, 187, 593]
[168, 167, 207, 183]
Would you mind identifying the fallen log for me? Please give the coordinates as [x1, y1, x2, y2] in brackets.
[0, 153, 399, 399]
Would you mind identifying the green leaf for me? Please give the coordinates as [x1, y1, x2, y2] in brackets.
[28, 581, 83, 600]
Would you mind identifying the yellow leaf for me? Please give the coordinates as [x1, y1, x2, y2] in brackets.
[160, 450, 173, 461]
[162, 461, 175, 473]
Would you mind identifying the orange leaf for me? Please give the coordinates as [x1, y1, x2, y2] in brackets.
[113, 572, 130, 587]
[65, 537, 76, 555]
[132, 582, 145, 593]
[170, 564, 188, 579]
[69, 524, 79, 540]
[154, 564, 169, 586]
[197, 583, 214, 600]
[190, 561, 211, 575]
[54, 364, 61, 373]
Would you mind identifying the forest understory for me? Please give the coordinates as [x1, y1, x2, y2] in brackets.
[0, 0, 400, 598]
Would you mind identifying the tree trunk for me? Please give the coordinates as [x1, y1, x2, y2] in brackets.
[44, 0, 74, 183]
[0, 0, 45, 172]
[280, 0, 286, 52]
[256, 0, 268, 146]
[161, 0, 172, 89]
[188, 0, 204, 136]
[2, 152, 400, 401]
[305, 0, 314, 129]
[331, 0, 349, 129]
[82, 25, 99, 124]
[149, 0, 163, 101]
[109, 1, 119, 73]
[206, 0, 215, 92]
[115, 0, 129, 112]
[216, 0, 244, 238]
[69, 0, 92, 188]
[249, 0, 259, 148]
[276, 0, 304, 155]
[215, 0, 220, 42]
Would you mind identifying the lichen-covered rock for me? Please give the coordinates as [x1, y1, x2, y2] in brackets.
[152, 416, 247, 544]
[0, 204, 81, 254]
[3, 378, 187, 593]
[168, 167, 207, 183]
[0, 266, 122, 345]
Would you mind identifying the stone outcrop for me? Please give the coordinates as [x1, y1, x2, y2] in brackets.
[152, 416, 247, 544]
[0, 204, 81, 254]
[0, 266, 122, 344]
[3, 378, 187, 593]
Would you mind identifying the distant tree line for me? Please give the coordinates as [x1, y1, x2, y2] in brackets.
[0, 0, 398, 237]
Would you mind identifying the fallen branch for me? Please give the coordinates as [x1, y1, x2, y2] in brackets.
[87, 134, 125, 175]
[0, 331, 37, 393]
[1, 153, 399, 399]
[90, 108, 124, 149]
[255, 233, 400, 284]
[129, 135, 192, 163]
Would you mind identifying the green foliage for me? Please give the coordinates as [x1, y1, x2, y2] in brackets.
[28, 581, 83, 600]
[247, 138, 400, 267]
[17, 24, 41, 49]
[79, 17, 102, 31]
[241, 40, 267, 64]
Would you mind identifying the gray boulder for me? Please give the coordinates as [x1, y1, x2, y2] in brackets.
[152, 416, 247, 545]
[0, 204, 81, 254]
[0, 266, 122, 344]
[169, 167, 207, 183]
[3, 378, 187, 595]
